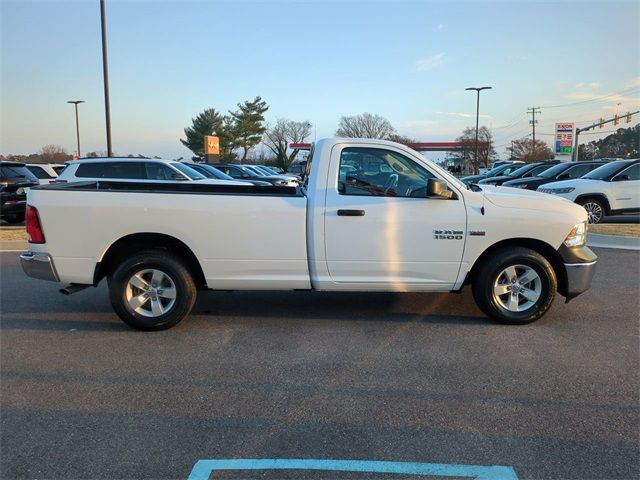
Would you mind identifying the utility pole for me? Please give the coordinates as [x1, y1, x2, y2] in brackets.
[527, 107, 541, 157]
[100, 0, 113, 156]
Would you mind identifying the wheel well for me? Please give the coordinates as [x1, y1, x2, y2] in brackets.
[575, 194, 611, 215]
[94, 233, 206, 288]
[467, 238, 568, 297]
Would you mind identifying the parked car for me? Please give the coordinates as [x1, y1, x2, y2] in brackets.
[1, 161, 39, 224]
[56, 158, 251, 186]
[479, 160, 561, 186]
[26, 164, 62, 185]
[212, 164, 299, 186]
[502, 161, 608, 190]
[254, 165, 301, 181]
[287, 161, 307, 176]
[537, 159, 639, 223]
[461, 162, 526, 185]
[21, 138, 596, 330]
[186, 163, 272, 186]
[492, 160, 524, 169]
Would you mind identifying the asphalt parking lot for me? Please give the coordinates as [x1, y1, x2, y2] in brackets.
[1, 248, 638, 480]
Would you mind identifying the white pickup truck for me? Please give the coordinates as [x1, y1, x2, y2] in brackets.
[21, 138, 597, 330]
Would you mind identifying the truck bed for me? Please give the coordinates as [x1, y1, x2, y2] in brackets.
[28, 181, 311, 289]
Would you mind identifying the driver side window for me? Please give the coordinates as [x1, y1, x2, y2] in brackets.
[338, 147, 434, 197]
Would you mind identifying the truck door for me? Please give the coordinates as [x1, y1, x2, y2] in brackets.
[323, 144, 467, 290]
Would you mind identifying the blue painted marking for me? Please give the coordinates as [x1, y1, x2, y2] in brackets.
[187, 458, 519, 480]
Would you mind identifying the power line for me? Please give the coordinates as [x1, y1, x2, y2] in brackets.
[539, 87, 639, 109]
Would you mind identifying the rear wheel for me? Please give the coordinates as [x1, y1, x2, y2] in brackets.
[108, 250, 197, 330]
[472, 247, 557, 325]
[578, 198, 605, 224]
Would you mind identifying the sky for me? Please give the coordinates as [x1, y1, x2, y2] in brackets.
[1, 0, 639, 161]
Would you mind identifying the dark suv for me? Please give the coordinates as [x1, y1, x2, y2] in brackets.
[478, 160, 561, 186]
[1, 161, 39, 224]
[502, 161, 608, 190]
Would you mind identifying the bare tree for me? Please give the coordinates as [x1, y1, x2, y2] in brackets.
[264, 119, 313, 168]
[335, 113, 396, 139]
[450, 126, 497, 174]
[507, 138, 555, 163]
[386, 133, 417, 146]
[39, 145, 72, 164]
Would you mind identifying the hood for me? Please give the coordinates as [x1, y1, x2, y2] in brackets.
[502, 176, 544, 187]
[479, 175, 512, 184]
[536, 178, 601, 190]
[481, 185, 587, 221]
[461, 174, 485, 184]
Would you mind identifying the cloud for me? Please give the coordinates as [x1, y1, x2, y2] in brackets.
[437, 23, 445, 31]
[436, 111, 493, 119]
[575, 82, 601, 89]
[415, 53, 445, 72]
[625, 76, 640, 88]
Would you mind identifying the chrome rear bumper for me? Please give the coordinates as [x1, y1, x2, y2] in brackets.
[20, 252, 59, 282]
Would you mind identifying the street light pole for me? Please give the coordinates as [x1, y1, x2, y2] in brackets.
[465, 86, 492, 174]
[67, 100, 85, 157]
[100, 0, 113, 156]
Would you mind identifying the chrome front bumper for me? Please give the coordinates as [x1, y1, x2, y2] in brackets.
[20, 252, 59, 282]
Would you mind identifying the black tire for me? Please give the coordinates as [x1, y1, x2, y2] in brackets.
[108, 249, 197, 331]
[577, 197, 605, 224]
[472, 247, 557, 325]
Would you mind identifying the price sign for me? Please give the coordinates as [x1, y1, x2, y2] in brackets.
[555, 123, 574, 154]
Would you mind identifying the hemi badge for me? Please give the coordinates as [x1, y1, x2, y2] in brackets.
[469, 231, 486, 236]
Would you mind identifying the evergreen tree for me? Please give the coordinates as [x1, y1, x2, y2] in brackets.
[230, 96, 269, 163]
[180, 108, 224, 159]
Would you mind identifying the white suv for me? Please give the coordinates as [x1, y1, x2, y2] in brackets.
[26, 164, 65, 185]
[56, 158, 250, 186]
[537, 159, 639, 223]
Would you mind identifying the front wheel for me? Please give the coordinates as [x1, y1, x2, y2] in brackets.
[578, 198, 605, 224]
[472, 247, 557, 325]
[108, 250, 197, 331]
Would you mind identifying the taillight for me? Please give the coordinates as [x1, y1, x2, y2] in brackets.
[25, 205, 45, 244]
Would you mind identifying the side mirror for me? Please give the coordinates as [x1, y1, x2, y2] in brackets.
[427, 178, 453, 199]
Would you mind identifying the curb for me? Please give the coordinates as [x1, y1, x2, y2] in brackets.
[587, 233, 640, 251]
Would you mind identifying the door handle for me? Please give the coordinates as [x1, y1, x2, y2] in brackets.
[337, 209, 365, 216]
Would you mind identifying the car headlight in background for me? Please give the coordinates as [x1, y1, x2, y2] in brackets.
[564, 221, 587, 247]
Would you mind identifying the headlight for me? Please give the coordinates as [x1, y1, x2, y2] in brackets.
[542, 187, 575, 194]
[564, 221, 587, 247]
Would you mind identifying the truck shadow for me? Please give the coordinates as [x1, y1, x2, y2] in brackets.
[192, 289, 489, 326]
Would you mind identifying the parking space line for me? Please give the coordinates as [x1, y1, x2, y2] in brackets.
[187, 458, 519, 480]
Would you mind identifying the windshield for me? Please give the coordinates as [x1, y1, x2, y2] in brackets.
[486, 164, 512, 176]
[509, 163, 539, 177]
[199, 164, 234, 180]
[0, 165, 38, 181]
[582, 161, 630, 180]
[171, 162, 206, 180]
[539, 163, 571, 178]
